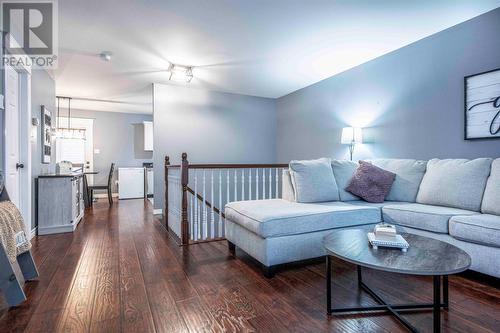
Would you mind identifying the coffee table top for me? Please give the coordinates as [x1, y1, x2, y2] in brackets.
[324, 229, 471, 276]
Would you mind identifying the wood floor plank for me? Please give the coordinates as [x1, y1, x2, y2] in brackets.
[145, 280, 188, 333]
[176, 297, 222, 333]
[91, 267, 120, 324]
[57, 273, 97, 333]
[120, 272, 156, 332]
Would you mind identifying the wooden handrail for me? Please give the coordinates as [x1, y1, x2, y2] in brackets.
[188, 163, 289, 169]
[186, 186, 226, 219]
[170, 163, 287, 169]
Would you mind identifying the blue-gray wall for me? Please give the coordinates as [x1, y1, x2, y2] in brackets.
[276, 8, 500, 162]
[31, 69, 56, 229]
[71, 109, 153, 192]
[153, 84, 277, 210]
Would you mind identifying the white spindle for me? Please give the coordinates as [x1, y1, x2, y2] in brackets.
[262, 168, 266, 199]
[275, 168, 279, 198]
[190, 194, 194, 240]
[269, 168, 272, 199]
[194, 170, 198, 241]
[210, 170, 214, 238]
[203, 169, 207, 240]
[241, 169, 245, 200]
[249, 169, 252, 200]
[219, 170, 222, 237]
[256, 169, 260, 199]
[234, 169, 238, 201]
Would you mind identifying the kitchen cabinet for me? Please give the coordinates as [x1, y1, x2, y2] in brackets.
[37, 174, 84, 235]
[144, 121, 153, 151]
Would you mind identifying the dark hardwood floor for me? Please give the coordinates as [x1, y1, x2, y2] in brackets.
[1, 199, 499, 332]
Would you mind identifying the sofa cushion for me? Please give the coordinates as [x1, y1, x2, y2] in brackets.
[225, 199, 380, 238]
[282, 169, 295, 202]
[481, 158, 500, 216]
[449, 214, 500, 247]
[346, 161, 396, 203]
[416, 158, 492, 211]
[346, 201, 411, 209]
[289, 158, 340, 203]
[382, 203, 478, 234]
[369, 159, 427, 202]
[347, 201, 411, 220]
[331, 160, 359, 201]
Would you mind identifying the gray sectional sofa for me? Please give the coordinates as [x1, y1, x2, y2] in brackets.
[225, 158, 500, 278]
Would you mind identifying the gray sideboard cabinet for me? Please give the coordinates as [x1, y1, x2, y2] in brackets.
[37, 174, 84, 235]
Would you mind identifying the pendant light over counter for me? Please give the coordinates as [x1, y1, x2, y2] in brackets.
[55, 96, 86, 140]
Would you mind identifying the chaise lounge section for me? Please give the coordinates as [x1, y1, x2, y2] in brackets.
[225, 158, 500, 278]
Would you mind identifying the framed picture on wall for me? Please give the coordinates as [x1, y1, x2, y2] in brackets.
[464, 68, 500, 140]
[41, 105, 52, 164]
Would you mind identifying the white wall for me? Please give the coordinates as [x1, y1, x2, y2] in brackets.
[153, 84, 277, 210]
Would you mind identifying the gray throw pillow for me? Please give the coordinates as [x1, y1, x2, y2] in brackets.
[346, 161, 396, 203]
[289, 158, 340, 203]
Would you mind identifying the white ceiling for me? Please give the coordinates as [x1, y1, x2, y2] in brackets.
[54, 0, 500, 114]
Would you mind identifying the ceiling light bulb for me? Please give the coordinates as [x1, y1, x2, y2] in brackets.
[99, 51, 112, 61]
[168, 64, 193, 83]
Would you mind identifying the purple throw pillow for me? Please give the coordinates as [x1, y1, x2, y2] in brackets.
[346, 161, 396, 203]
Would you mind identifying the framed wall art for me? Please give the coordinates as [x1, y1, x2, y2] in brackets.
[464, 68, 500, 140]
[41, 105, 52, 164]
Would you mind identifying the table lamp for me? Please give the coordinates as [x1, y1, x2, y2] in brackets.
[341, 127, 363, 161]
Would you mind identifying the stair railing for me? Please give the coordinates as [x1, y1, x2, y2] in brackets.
[164, 153, 288, 245]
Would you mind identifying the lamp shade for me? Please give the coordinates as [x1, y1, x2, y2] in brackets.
[341, 127, 362, 144]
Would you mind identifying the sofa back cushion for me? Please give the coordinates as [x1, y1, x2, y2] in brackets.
[282, 169, 295, 202]
[331, 160, 360, 201]
[481, 158, 500, 215]
[416, 158, 492, 211]
[369, 159, 427, 202]
[289, 158, 340, 203]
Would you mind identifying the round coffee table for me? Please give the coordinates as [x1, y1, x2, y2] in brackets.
[323, 229, 471, 333]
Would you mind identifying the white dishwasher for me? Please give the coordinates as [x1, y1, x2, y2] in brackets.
[118, 167, 145, 199]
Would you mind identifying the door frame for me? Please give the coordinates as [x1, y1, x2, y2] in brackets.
[3, 61, 32, 239]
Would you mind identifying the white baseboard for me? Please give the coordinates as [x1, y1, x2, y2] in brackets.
[38, 223, 77, 235]
[153, 209, 163, 215]
[93, 192, 119, 199]
[30, 227, 37, 240]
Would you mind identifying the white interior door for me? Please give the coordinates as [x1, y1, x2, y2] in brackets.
[5, 65, 21, 207]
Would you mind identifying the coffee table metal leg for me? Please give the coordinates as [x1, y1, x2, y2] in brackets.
[433, 275, 441, 333]
[327, 268, 448, 333]
[442, 275, 449, 309]
[326, 256, 332, 314]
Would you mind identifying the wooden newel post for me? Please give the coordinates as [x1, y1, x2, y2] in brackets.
[180, 152, 189, 245]
[164, 155, 170, 230]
